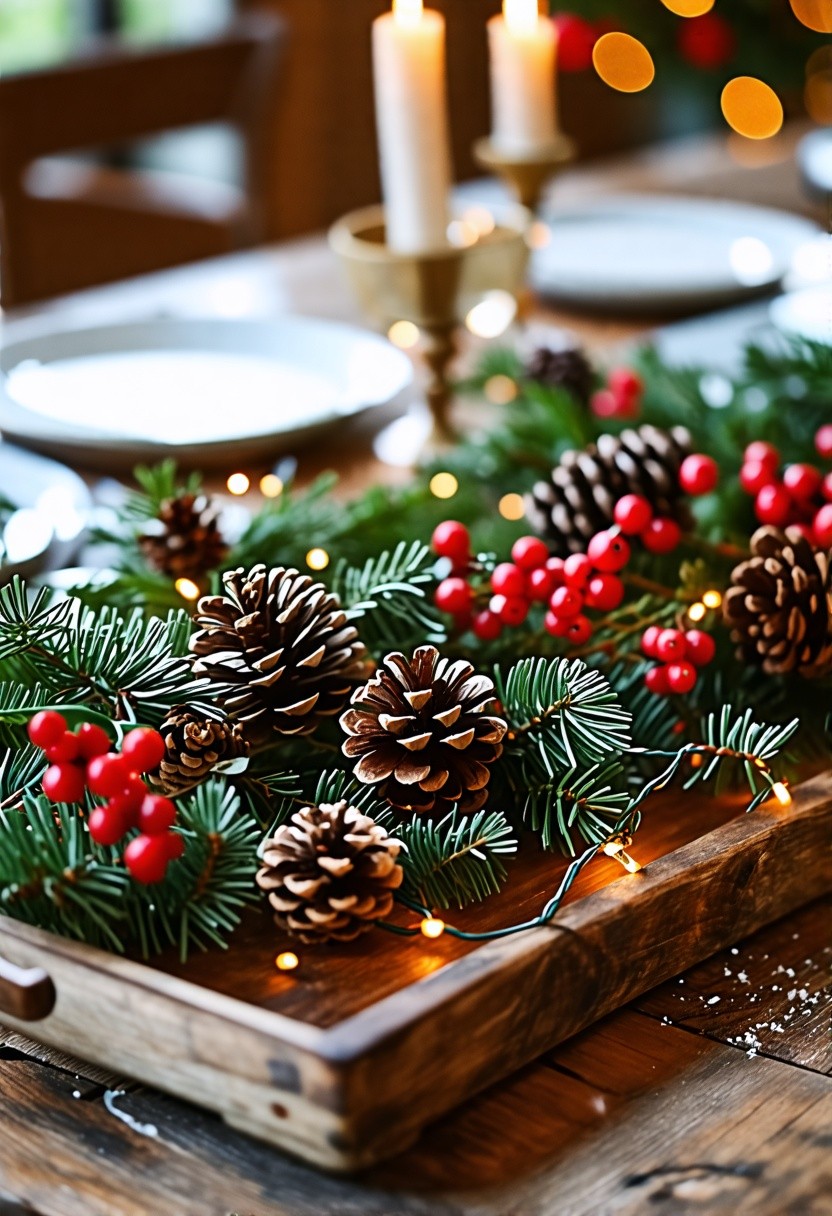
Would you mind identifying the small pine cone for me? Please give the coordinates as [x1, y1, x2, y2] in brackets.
[191, 565, 366, 743]
[527, 424, 694, 555]
[257, 801, 403, 944]
[524, 345, 594, 406]
[724, 526, 832, 679]
[139, 493, 227, 580]
[153, 707, 248, 796]
[341, 645, 507, 816]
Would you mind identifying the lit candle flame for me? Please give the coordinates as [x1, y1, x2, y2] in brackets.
[504, 0, 540, 36]
[394, 0, 424, 26]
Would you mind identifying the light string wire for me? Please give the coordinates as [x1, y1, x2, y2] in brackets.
[375, 742, 790, 943]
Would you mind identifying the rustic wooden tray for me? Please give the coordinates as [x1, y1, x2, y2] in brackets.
[0, 774, 829, 1171]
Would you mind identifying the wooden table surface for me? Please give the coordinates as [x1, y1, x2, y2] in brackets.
[1, 125, 830, 1216]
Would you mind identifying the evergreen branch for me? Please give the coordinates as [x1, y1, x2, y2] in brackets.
[334, 541, 446, 651]
[396, 807, 517, 910]
[520, 760, 631, 852]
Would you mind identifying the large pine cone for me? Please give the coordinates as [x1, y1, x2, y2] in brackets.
[139, 493, 227, 580]
[724, 526, 832, 678]
[524, 345, 594, 406]
[154, 707, 248, 796]
[257, 801, 403, 944]
[341, 645, 507, 816]
[191, 565, 366, 742]
[527, 424, 694, 555]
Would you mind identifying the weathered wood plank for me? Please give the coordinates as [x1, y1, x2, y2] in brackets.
[638, 896, 832, 1074]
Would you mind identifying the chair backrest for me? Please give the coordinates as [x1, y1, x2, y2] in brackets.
[0, 13, 285, 307]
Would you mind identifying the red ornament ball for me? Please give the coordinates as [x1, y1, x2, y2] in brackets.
[755, 483, 792, 527]
[614, 494, 653, 536]
[815, 425, 832, 460]
[587, 530, 631, 573]
[121, 727, 165, 774]
[684, 629, 716, 667]
[511, 536, 549, 571]
[28, 710, 68, 750]
[435, 577, 473, 615]
[124, 834, 171, 886]
[814, 504, 832, 548]
[550, 13, 597, 72]
[491, 562, 527, 598]
[679, 454, 718, 497]
[677, 12, 737, 70]
[656, 629, 687, 663]
[783, 463, 822, 502]
[472, 609, 502, 642]
[586, 573, 625, 613]
[642, 517, 682, 555]
[42, 762, 86, 805]
[431, 520, 471, 564]
[666, 661, 698, 696]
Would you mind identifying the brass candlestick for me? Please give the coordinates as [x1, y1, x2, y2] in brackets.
[329, 205, 530, 451]
[473, 135, 576, 215]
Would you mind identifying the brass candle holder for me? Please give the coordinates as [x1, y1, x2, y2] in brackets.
[473, 134, 576, 215]
[329, 205, 530, 451]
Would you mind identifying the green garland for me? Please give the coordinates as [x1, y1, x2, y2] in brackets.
[0, 336, 828, 960]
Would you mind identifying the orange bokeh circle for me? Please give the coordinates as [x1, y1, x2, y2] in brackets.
[592, 32, 656, 94]
[721, 77, 784, 140]
[789, 0, 832, 33]
[659, 0, 715, 15]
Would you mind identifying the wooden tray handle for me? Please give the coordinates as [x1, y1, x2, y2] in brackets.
[0, 955, 55, 1021]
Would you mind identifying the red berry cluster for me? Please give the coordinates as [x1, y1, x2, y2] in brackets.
[591, 368, 644, 421]
[640, 627, 716, 697]
[27, 712, 183, 885]
[739, 434, 832, 546]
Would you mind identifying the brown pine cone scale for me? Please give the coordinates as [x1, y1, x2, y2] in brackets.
[154, 707, 248, 796]
[341, 645, 507, 816]
[140, 493, 227, 580]
[257, 801, 403, 944]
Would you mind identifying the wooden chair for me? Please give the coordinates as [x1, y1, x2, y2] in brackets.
[0, 13, 285, 307]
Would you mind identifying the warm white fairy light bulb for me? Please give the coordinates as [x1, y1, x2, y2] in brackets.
[504, 0, 540, 36]
[393, 0, 423, 28]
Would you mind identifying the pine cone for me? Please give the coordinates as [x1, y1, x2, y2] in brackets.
[724, 526, 832, 678]
[527, 424, 694, 555]
[191, 565, 366, 743]
[341, 645, 507, 816]
[257, 801, 403, 944]
[153, 707, 249, 796]
[139, 493, 227, 580]
[524, 345, 594, 406]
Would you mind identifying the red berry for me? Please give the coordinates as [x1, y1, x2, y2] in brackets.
[642, 517, 682, 554]
[117, 775, 148, 817]
[607, 367, 644, 405]
[27, 710, 67, 750]
[815, 425, 832, 460]
[587, 531, 631, 573]
[744, 441, 780, 471]
[431, 520, 470, 563]
[666, 660, 697, 695]
[740, 460, 776, 496]
[645, 665, 670, 696]
[435, 577, 473, 615]
[564, 614, 592, 645]
[685, 630, 717, 667]
[677, 12, 736, 69]
[549, 586, 583, 619]
[491, 563, 527, 598]
[527, 566, 559, 602]
[76, 722, 112, 761]
[679, 454, 718, 497]
[586, 573, 624, 612]
[545, 556, 566, 583]
[124, 834, 170, 885]
[472, 610, 502, 641]
[88, 803, 130, 847]
[591, 389, 632, 420]
[45, 732, 81, 764]
[814, 504, 832, 548]
[42, 762, 86, 804]
[86, 753, 131, 798]
[511, 536, 549, 571]
[121, 727, 166, 774]
[614, 495, 653, 535]
[492, 595, 529, 628]
[783, 463, 822, 502]
[656, 629, 688, 663]
[550, 12, 597, 72]
[563, 553, 593, 588]
[138, 794, 177, 837]
[544, 611, 570, 638]
[755, 484, 792, 527]
[823, 472, 832, 503]
[641, 625, 663, 658]
[165, 832, 186, 861]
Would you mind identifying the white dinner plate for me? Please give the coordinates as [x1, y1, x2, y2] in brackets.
[770, 286, 832, 345]
[0, 317, 414, 470]
[455, 184, 820, 313]
[0, 442, 91, 584]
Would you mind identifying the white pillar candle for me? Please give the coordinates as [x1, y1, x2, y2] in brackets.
[489, 0, 558, 156]
[372, 0, 453, 253]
